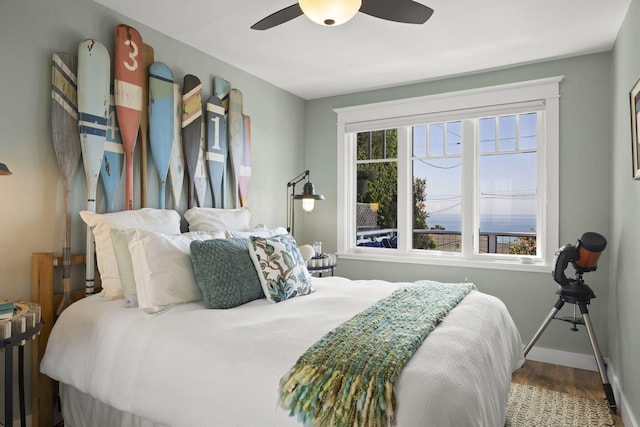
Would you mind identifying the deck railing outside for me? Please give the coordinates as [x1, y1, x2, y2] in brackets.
[356, 228, 537, 254]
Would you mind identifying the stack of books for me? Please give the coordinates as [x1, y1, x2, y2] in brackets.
[0, 300, 15, 320]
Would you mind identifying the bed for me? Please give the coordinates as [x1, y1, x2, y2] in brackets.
[33, 208, 524, 427]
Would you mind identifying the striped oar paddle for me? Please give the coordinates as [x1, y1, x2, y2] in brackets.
[139, 43, 154, 207]
[51, 52, 81, 315]
[205, 96, 227, 208]
[228, 88, 244, 208]
[182, 74, 203, 208]
[195, 120, 208, 206]
[148, 62, 174, 209]
[239, 114, 251, 207]
[114, 24, 143, 210]
[100, 87, 124, 213]
[78, 39, 110, 296]
[214, 76, 230, 111]
[169, 83, 185, 210]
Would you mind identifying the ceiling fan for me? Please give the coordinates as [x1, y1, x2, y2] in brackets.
[251, 0, 434, 30]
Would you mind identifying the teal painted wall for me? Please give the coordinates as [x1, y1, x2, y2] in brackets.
[304, 53, 613, 359]
[611, 0, 640, 419]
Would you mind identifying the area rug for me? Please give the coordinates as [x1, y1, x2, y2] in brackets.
[506, 383, 615, 426]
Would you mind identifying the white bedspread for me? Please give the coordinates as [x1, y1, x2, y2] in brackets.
[41, 277, 524, 427]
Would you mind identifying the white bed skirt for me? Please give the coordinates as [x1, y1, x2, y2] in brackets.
[61, 383, 167, 427]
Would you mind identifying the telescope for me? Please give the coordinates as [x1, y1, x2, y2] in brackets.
[552, 231, 607, 287]
[524, 231, 616, 413]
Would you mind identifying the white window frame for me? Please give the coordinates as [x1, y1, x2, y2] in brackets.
[335, 76, 563, 272]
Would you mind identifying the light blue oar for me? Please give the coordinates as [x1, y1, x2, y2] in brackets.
[100, 86, 124, 213]
[148, 62, 174, 209]
[78, 39, 110, 296]
[169, 83, 185, 210]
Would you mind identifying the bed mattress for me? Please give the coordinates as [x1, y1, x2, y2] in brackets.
[41, 277, 524, 426]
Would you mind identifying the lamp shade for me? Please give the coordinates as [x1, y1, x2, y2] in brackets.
[299, 0, 362, 26]
[0, 163, 12, 175]
[293, 181, 325, 212]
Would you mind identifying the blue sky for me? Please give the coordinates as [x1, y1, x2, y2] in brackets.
[413, 113, 537, 218]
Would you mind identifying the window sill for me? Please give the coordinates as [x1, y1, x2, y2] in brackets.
[337, 249, 551, 273]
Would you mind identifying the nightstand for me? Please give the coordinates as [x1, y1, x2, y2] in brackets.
[307, 254, 337, 277]
[1, 301, 42, 427]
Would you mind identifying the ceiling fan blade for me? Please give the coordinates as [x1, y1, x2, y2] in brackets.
[251, 4, 304, 30]
[360, 0, 434, 24]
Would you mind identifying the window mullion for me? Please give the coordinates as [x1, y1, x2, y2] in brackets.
[397, 127, 411, 254]
[460, 120, 476, 256]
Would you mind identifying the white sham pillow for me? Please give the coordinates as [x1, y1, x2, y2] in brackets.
[125, 229, 224, 313]
[80, 209, 182, 300]
[184, 207, 251, 232]
[110, 228, 138, 307]
[225, 226, 288, 238]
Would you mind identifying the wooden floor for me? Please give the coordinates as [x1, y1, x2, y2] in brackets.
[512, 360, 624, 426]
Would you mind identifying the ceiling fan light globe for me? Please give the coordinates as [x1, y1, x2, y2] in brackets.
[299, 0, 362, 26]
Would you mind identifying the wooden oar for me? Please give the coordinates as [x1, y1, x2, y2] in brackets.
[148, 62, 174, 209]
[78, 39, 110, 296]
[114, 24, 143, 210]
[100, 87, 124, 213]
[195, 120, 208, 206]
[228, 88, 244, 208]
[182, 74, 203, 208]
[51, 52, 81, 315]
[205, 96, 227, 208]
[214, 76, 230, 110]
[139, 43, 154, 207]
[169, 83, 185, 210]
[239, 114, 252, 207]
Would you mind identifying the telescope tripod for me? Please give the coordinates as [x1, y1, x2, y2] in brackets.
[523, 278, 617, 413]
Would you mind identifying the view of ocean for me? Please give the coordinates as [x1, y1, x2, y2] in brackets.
[426, 214, 536, 233]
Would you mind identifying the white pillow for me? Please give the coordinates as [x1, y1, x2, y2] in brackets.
[110, 228, 138, 307]
[80, 209, 182, 300]
[225, 226, 288, 238]
[184, 207, 251, 232]
[126, 229, 223, 313]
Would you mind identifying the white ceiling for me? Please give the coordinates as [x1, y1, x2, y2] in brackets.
[94, 0, 631, 100]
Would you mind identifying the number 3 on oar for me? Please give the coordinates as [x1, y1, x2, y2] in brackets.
[115, 24, 143, 210]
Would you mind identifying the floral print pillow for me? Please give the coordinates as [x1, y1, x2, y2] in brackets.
[248, 234, 314, 303]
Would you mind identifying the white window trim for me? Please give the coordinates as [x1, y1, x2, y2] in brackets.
[335, 76, 563, 273]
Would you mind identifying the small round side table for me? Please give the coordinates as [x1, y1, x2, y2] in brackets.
[1, 301, 42, 427]
[307, 254, 337, 277]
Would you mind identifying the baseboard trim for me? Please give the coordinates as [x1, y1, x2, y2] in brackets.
[525, 345, 598, 371]
[608, 363, 639, 427]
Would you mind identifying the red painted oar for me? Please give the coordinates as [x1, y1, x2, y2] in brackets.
[51, 52, 81, 315]
[114, 24, 143, 210]
[139, 43, 154, 207]
[182, 74, 203, 208]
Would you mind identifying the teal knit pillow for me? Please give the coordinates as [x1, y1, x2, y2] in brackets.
[190, 238, 265, 309]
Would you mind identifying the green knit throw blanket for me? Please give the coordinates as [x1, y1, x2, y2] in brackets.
[279, 280, 476, 427]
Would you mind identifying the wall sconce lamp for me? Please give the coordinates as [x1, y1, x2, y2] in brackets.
[0, 163, 12, 175]
[287, 170, 325, 236]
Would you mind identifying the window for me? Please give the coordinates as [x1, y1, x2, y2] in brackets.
[336, 77, 562, 271]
